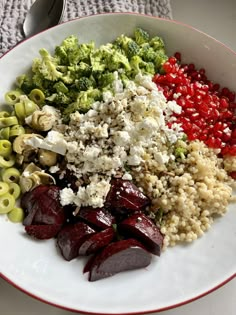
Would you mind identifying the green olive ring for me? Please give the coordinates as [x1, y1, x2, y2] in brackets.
[5, 90, 22, 105]
[1, 167, 20, 183]
[8, 183, 21, 200]
[29, 89, 45, 105]
[0, 181, 9, 196]
[0, 116, 19, 128]
[0, 111, 10, 119]
[0, 155, 15, 168]
[9, 125, 25, 138]
[0, 127, 10, 140]
[0, 193, 15, 214]
[0, 140, 12, 157]
[7, 207, 24, 223]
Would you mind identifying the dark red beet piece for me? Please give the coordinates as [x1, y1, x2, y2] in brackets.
[78, 207, 116, 230]
[21, 185, 49, 225]
[25, 224, 62, 240]
[119, 213, 163, 256]
[78, 227, 115, 256]
[105, 179, 150, 213]
[57, 222, 96, 261]
[22, 185, 66, 227]
[87, 239, 152, 281]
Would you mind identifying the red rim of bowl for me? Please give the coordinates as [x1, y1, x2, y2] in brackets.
[0, 12, 236, 314]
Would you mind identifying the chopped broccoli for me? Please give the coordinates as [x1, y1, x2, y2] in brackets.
[139, 44, 157, 62]
[46, 92, 71, 105]
[63, 88, 102, 121]
[134, 28, 150, 45]
[149, 36, 165, 50]
[90, 50, 106, 72]
[155, 51, 168, 70]
[97, 72, 115, 88]
[75, 77, 94, 91]
[33, 48, 63, 81]
[175, 147, 188, 159]
[114, 35, 140, 58]
[53, 81, 69, 94]
[68, 62, 92, 77]
[54, 46, 69, 65]
[68, 42, 95, 65]
[108, 50, 131, 71]
[14, 29, 169, 120]
[143, 62, 155, 75]
[60, 35, 79, 51]
[129, 55, 144, 75]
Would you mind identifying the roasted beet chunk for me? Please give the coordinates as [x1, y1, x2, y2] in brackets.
[25, 224, 62, 240]
[119, 213, 163, 256]
[57, 222, 95, 261]
[78, 227, 115, 256]
[105, 179, 150, 213]
[86, 239, 152, 281]
[21, 185, 66, 239]
[78, 207, 115, 230]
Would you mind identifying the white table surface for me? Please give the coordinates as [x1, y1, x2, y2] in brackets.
[0, 0, 235, 314]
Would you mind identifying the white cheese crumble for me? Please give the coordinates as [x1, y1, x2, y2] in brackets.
[25, 130, 67, 155]
[59, 74, 183, 208]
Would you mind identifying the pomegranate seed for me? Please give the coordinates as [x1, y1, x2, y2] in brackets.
[229, 171, 236, 179]
[174, 52, 181, 61]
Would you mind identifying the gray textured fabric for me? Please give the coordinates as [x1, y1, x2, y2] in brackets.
[0, 0, 172, 56]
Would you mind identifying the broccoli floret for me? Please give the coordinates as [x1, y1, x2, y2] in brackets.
[143, 62, 155, 75]
[149, 36, 165, 51]
[134, 28, 150, 45]
[16, 74, 35, 94]
[90, 50, 106, 72]
[108, 50, 131, 71]
[97, 72, 115, 88]
[129, 55, 147, 76]
[115, 35, 140, 59]
[155, 51, 168, 70]
[53, 81, 69, 94]
[46, 92, 71, 105]
[60, 35, 79, 51]
[175, 147, 188, 159]
[63, 88, 102, 121]
[54, 46, 69, 65]
[33, 48, 63, 81]
[120, 72, 130, 87]
[75, 77, 94, 91]
[139, 44, 157, 62]
[68, 42, 95, 65]
[69, 62, 92, 77]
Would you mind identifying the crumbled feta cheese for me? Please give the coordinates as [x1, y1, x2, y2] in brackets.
[122, 173, 132, 180]
[26, 130, 67, 155]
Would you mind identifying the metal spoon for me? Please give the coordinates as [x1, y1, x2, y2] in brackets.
[23, 0, 67, 38]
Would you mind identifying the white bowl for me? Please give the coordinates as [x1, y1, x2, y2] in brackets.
[0, 13, 235, 314]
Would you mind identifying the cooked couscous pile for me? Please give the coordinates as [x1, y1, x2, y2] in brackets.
[133, 140, 234, 248]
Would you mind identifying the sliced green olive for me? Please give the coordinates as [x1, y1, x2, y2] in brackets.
[0, 182, 9, 196]
[0, 155, 15, 168]
[1, 167, 20, 184]
[7, 207, 24, 222]
[29, 89, 45, 105]
[0, 193, 15, 214]
[0, 116, 18, 128]
[0, 140, 12, 157]
[5, 90, 22, 105]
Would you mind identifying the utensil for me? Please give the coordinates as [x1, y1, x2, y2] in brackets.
[23, 0, 66, 38]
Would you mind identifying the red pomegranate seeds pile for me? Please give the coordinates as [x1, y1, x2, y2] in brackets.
[153, 53, 236, 156]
